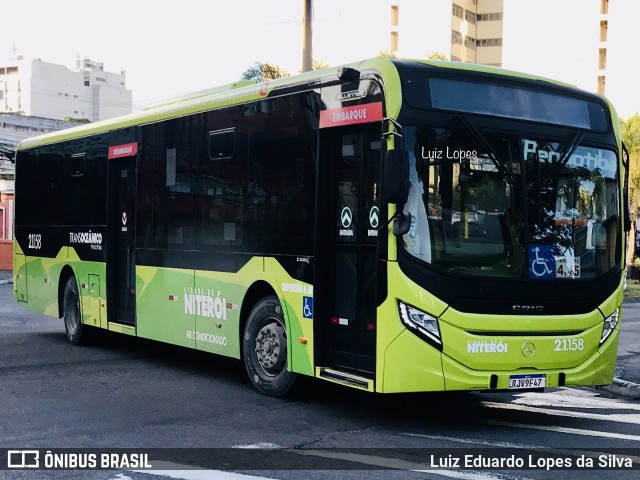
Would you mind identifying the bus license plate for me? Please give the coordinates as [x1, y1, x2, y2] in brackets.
[508, 374, 546, 390]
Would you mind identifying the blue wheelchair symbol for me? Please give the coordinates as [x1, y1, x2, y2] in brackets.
[529, 245, 555, 279]
[303, 296, 313, 319]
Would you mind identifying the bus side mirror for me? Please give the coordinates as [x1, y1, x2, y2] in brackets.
[392, 212, 412, 236]
[383, 149, 409, 205]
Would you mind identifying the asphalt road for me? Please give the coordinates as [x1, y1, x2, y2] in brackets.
[1, 282, 639, 480]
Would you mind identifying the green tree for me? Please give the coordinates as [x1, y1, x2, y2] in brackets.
[377, 50, 397, 59]
[311, 59, 330, 71]
[378, 50, 448, 61]
[240, 62, 290, 82]
[622, 114, 640, 156]
[297, 59, 330, 74]
[621, 114, 640, 264]
[427, 52, 448, 61]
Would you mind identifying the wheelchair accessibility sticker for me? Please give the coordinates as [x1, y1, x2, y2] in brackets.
[529, 245, 581, 279]
[303, 296, 314, 319]
[529, 245, 555, 279]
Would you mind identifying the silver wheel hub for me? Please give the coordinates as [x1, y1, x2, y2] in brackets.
[255, 319, 286, 375]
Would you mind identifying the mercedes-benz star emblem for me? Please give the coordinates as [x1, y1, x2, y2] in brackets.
[521, 341, 535, 358]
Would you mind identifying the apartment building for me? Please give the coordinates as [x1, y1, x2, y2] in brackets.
[450, 0, 504, 66]
[598, 0, 609, 95]
[381, 0, 639, 116]
[386, 1, 504, 65]
[0, 50, 132, 122]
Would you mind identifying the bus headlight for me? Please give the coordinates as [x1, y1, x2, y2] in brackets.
[398, 301, 442, 350]
[600, 308, 619, 345]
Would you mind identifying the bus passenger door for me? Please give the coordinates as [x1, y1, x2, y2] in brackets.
[107, 154, 137, 326]
[316, 125, 381, 378]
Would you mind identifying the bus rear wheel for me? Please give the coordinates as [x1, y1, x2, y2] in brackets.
[63, 276, 88, 346]
[243, 296, 297, 397]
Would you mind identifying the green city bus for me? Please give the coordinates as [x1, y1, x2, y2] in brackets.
[13, 58, 629, 397]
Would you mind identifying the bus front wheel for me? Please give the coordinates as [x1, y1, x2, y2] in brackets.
[242, 296, 296, 397]
[63, 276, 87, 346]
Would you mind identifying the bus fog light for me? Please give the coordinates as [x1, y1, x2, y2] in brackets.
[600, 308, 619, 345]
[398, 301, 442, 349]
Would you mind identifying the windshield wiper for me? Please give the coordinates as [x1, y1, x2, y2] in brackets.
[558, 131, 585, 169]
[458, 116, 515, 185]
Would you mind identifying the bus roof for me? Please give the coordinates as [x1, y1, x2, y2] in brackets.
[16, 57, 598, 152]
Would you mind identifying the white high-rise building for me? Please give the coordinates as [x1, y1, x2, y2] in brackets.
[0, 49, 132, 122]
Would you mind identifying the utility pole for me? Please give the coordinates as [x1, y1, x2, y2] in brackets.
[302, 0, 313, 72]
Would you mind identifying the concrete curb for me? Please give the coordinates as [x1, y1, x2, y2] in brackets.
[600, 378, 640, 400]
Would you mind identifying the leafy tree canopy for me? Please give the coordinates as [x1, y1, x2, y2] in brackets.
[377, 51, 448, 61]
[240, 62, 290, 82]
[621, 114, 640, 262]
[622, 115, 640, 194]
[427, 52, 448, 61]
[311, 59, 329, 71]
[377, 50, 397, 59]
[622, 114, 640, 155]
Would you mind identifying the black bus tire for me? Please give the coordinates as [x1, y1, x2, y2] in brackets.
[63, 276, 87, 346]
[242, 296, 297, 398]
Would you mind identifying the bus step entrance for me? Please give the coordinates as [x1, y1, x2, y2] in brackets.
[317, 367, 374, 391]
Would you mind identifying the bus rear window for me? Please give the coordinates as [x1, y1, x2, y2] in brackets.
[405, 76, 609, 132]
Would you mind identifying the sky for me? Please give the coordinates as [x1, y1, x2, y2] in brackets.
[1, 1, 284, 109]
[501, 0, 638, 119]
[2, 0, 380, 112]
[2, 0, 639, 117]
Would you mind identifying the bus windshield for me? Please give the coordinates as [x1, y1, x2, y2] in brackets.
[402, 123, 620, 280]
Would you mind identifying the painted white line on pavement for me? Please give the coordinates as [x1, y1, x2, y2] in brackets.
[483, 418, 640, 443]
[129, 462, 277, 480]
[418, 470, 535, 480]
[482, 400, 640, 425]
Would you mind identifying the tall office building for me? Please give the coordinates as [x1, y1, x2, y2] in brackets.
[386, 1, 504, 65]
[598, 0, 609, 95]
[382, 0, 640, 116]
[449, 0, 504, 66]
[0, 48, 132, 122]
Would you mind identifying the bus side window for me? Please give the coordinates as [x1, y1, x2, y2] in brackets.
[246, 94, 315, 255]
[209, 128, 235, 161]
[198, 107, 247, 251]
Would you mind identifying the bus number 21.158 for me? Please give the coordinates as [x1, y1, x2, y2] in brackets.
[554, 338, 584, 351]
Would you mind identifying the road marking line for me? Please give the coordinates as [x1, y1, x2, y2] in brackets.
[402, 432, 640, 465]
[482, 418, 640, 443]
[513, 389, 640, 411]
[130, 462, 276, 480]
[402, 432, 539, 449]
[416, 470, 535, 480]
[482, 401, 640, 425]
[270, 450, 534, 479]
